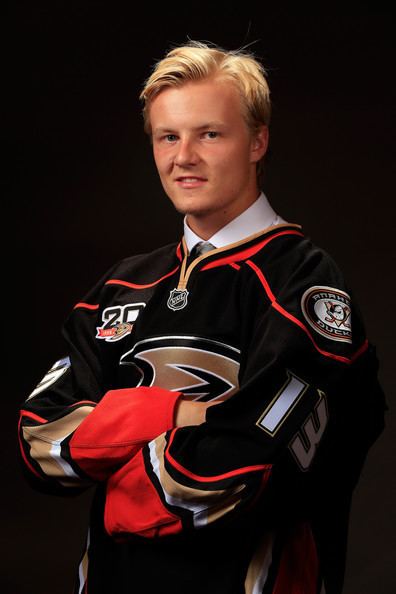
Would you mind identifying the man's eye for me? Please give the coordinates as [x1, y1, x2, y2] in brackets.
[205, 131, 218, 139]
[165, 134, 177, 142]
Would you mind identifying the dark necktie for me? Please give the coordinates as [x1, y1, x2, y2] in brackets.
[187, 241, 215, 264]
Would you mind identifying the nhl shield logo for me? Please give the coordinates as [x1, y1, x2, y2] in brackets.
[167, 288, 189, 311]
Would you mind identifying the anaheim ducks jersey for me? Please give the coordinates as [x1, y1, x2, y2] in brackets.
[19, 223, 385, 594]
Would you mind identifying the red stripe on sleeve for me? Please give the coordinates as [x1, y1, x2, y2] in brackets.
[74, 302, 99, 310]
[351, 338, 369, 361]
[105, 265, 180, 290]
[246, 260, 366, 364]
[20, 410, 48, 423]
[165, 429, 271, 483]
[67, 400, 97, 409]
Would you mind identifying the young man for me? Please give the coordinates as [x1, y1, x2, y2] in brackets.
[19, 41, 385, 594]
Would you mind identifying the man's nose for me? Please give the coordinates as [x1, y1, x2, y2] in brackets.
[174, 139, 199, 167]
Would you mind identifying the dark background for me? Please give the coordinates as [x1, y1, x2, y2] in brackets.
[6, 3, 395, 593]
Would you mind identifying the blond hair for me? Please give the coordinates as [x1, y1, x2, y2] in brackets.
[140, 40, 271, 136]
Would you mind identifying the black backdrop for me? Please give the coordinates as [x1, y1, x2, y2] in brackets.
[6, 3, 395, 593]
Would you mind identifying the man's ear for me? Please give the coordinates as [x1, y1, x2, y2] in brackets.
[250, 125, 269, 163]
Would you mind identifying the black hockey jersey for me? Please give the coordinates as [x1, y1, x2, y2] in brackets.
[19, 223, 385, 594]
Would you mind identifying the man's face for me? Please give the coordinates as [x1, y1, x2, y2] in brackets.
[149, 77, 268, 237]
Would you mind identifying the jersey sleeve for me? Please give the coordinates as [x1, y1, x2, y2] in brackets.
[18, 264, 182, 493]
[103, 245, 386, 540]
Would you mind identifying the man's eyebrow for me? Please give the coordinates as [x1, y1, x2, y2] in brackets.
[153, 122, 226, 134]
[195, 121, 226, 130]
[152, 127, 176, 135]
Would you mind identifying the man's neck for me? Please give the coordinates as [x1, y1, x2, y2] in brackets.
[185, 190, 261, 240]
[184, 192, 285, 252]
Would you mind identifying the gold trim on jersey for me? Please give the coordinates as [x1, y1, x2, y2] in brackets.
[151, 433, 246, 529]
[22, 406, 94, 485]
[176, 223, 302, 290]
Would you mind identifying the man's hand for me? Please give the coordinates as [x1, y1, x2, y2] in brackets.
[174, 398, 221, 427]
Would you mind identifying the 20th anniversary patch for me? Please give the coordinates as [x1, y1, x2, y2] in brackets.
[301, 286, 352, 343]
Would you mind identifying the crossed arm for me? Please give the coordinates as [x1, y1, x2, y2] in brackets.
[174, 398, 220, 426]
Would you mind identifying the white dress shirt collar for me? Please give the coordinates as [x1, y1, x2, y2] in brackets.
[183, 192, 285, 252]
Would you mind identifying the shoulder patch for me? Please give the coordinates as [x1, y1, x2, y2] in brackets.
[96, 302, 145, 342]
[301, 286, 352, 343]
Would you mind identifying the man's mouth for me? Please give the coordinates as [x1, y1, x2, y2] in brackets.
[176, 176, 207, 181]
[175, 176, 207, 187]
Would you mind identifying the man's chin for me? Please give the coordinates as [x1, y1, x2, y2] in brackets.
[169, 197, 211, 216]
[177, 207, 213, 219]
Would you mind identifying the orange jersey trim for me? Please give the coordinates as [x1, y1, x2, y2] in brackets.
[201, 230, 304, 272]
[105, 265, 180, 290]
[74, 302, 99, 310]
[165, 428, 272, 483]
